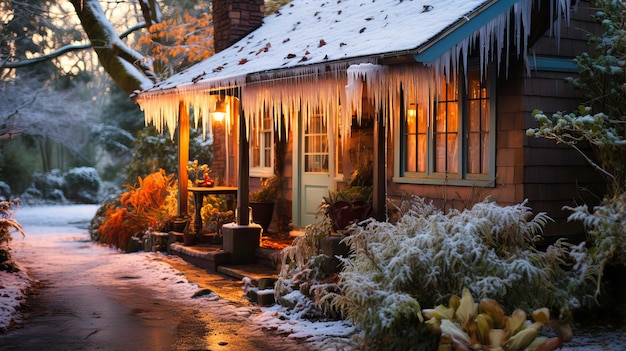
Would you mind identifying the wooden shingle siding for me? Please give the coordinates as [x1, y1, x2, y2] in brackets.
[522, 1, 604, 238]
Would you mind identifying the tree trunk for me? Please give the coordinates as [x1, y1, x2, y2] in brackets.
[70, 0, 154, 95]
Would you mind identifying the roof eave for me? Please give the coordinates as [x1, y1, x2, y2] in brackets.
[413, 0, 518, 63]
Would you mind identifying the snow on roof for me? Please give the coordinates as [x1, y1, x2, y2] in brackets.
[135, 0, 571, 139]
[141, 0, 491, 95]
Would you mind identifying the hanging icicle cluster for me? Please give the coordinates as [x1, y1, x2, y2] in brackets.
[135, 0, 572, 146]
[135, 75, 246, 140]
[431, 0, 572, 80]
[243, 70, 348, 142]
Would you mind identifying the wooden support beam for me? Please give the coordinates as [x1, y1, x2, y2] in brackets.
[178, 101, 189, 218]
[236, 91, 250, 225]
[372, 107, 386, 222]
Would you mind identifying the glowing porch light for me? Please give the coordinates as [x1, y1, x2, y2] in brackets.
[212, 96, 227, 122]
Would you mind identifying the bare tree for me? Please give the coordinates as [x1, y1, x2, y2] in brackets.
[0, 72, 95, 172]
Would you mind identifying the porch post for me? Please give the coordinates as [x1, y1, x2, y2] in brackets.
[222, 89, 261, 265]
[372, 107, 386, 221]
[178, 101, 189, 218]
[236, 89, 250, 225]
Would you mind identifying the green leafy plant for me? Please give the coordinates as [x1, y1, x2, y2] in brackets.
[250, 174, 281, 203]
[320, 185, 373, 232]
[123, 126, 212, 185]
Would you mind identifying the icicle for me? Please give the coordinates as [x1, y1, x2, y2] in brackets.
[427, 0, 571, 81]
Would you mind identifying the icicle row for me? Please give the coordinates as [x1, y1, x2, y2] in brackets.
[429, 0, 571, 81]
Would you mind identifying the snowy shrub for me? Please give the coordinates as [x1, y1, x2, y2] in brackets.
[275, 216, 342, 319]
[328, 196, 585, 350]
[19, 187, 43, 205]
[0, 181, 10, 201]
[32, 169, 65, 202]
[64, 167, 101, 204]
[0, 200, 25, 272]
[527, 2, 626, 305]
[565, 191, 626, 299]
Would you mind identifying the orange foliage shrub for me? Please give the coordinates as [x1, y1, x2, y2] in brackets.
[137, 12, 214, 78]
[97, 170, 176, 251]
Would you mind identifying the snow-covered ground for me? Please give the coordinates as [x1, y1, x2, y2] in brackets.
[1, 204, 625, 350]
[0, 204, 355, 349]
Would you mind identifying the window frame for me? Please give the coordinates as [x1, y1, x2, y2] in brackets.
[249, 109, 275, 177]
[394, 65, 496, 187]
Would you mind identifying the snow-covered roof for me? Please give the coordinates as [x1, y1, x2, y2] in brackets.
[135, 0, 571, 138]
[140, 0, 497, 95]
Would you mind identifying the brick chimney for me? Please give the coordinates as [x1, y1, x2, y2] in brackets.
[213, 0, 264, 53]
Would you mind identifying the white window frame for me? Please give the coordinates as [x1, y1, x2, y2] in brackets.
[249, 110, 274, 177]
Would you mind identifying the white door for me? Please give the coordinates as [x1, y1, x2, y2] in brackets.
[294, 112, 334, 227]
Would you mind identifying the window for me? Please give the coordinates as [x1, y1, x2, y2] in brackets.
[400, 68, 494, 185]
[304, 113, 328, 173]
[250, 110, 274, 176]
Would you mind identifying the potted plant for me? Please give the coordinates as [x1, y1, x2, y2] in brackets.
[250, 174, 281, 233]
[321, 185, 372, 232]
[320, 160, 373, 232]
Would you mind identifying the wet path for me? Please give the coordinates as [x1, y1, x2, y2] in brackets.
[0, 205, 310, 350]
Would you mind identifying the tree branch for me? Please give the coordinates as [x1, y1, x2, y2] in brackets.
[1, 22, 147, 70]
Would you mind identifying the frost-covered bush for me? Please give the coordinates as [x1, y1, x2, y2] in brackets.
[526, 2, 626, 298]
[64, 167, 101, 204]
[328, 196, 587, 350]
[565, 191, 626, 299]
[0, 181, 10, 201]
[527, 106, 626, 191]
[32, 169, 65, 202]
[275, 216, 342, 319]
[0, 200, 25, 272]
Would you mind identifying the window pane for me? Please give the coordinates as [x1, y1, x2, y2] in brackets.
[304, 113, 328, 173]
[467, 133, 480, 174]
[435, 134, 446, 172]
[466, 71, 490, 175]
[481, 133, 490, 174]
[447, 103, 458, 132]
[417, 134, 426, 172]
[447, 133, 458, 173]
[481, 99, 490, 132]
[406, 135, 416, 172]
[469, 100, 480, 132]
[436, 106, 446, 132]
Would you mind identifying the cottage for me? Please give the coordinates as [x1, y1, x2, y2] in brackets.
[135, 0, 601, 240]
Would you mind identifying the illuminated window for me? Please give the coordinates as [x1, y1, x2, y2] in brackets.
[401, 68, 493, 183]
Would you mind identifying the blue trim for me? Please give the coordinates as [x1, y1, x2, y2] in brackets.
[414, 0, 518, 63]
[529, 56, 577, 72]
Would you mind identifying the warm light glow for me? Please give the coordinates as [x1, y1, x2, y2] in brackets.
[212, 97, 226, 122]
[407, 103, 417, 119]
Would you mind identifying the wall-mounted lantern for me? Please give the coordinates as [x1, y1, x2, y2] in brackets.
[212, 96, 227, 122]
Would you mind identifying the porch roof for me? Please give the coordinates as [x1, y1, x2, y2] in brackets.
[138, 0, 497, 97]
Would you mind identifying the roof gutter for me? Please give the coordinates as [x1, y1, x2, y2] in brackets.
[413, 0, 519, 63]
